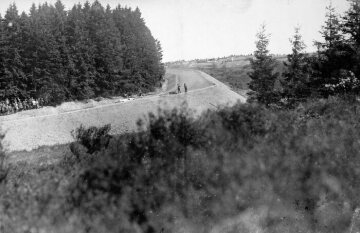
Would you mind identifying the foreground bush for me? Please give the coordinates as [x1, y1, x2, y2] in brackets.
[1, 98, 360, 232]
[71, 124, 112, 154]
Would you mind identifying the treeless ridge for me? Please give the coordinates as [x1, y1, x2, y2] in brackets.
[0, 69, 246, 152]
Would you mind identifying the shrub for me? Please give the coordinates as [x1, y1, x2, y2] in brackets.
[2, 98, 360, 232]
[68, 98, 360, 232]
[71, 124, 112, 154]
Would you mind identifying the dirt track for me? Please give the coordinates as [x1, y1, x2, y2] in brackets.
[0, 69, 246, 152]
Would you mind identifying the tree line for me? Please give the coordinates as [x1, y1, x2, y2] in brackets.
[0, 0, 164, 105]
[248, 0, 360, 107]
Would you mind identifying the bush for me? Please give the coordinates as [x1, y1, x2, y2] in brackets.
[67, 99, 360, 232]
[71, 124, 112, 154]
[2, 98, 360, 232]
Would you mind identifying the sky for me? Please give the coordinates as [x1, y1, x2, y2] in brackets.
[0, 0, 351, 62]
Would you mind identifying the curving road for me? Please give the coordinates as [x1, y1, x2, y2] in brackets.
[166, 69, 214, 92]
[1, 69, 246, 152]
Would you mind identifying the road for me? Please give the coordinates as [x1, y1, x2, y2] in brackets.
[166, 69, 214, 92]
[0, 69, 246, 152]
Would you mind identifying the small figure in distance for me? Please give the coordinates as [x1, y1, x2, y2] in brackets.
[177, 84, 181, 94]
[184, 83, 188, 93]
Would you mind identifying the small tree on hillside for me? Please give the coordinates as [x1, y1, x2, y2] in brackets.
[282, 27, 311, 105]
[322, 3, 344, 49]
[248, 24, 279, 106]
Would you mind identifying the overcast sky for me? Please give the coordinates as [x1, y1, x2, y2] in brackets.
[0, 0, 351, 61]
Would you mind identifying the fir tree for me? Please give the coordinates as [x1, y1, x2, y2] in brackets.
[341, 0, 360, 80]
[320, 3, 344, 49]
[282, 27, 310, 105]
[0, 1, 165, 104]
[342, 0, 360, 47]
[248, 24, 279, 106]
[310, 3, 354, 97]
[66, 4, 96, 99]
[0, 4, 26, 99]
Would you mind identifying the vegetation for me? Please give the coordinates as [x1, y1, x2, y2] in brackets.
[247, 24, 280, 106]
[247, 0, 360, 106]
[281, 27, 311, 106]
[3, 1, 360, 233]
[0, 0, 164, 105]
[71, 124, 112, 154]
[1, 98, 360, 232]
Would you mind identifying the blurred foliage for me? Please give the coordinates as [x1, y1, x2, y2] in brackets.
[1, 98, 360, 232]
[71, 124, 112, 154]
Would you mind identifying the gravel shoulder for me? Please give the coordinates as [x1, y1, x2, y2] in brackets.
[1, 69, 246, 152]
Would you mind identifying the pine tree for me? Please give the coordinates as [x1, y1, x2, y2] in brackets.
[113, 6, 165, 93]
[102, 4, 124, 95]
[310, 3, 355, 97]
[320, 3, 344, 49]
[342, 0, 360, 47]
[282, 27, 310, 105]
[47, 0, 69, 101]
[18, 11, 32, 97]
[248, 24, 279, 106]
[0, 1, 164, 104]
[341, 0, 360, 80]
[86, 1, 123, 95]
[155, 39, 165, 83]
[0, 14, 7, 98]
[0, 4, 26, 99]
[23, 3, 44, 98]
[66, 4, 96, 99]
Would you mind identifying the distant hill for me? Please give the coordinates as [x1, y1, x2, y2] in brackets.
[165, 54, 287, 68]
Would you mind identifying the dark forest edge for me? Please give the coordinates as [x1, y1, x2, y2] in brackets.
[0, 0, 165, 106]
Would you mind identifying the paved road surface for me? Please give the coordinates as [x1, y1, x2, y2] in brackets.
[1, 69, 246, 152]
[166, 69, 214, 92]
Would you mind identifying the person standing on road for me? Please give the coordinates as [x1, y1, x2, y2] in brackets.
[177, 84, 181, 94]
[184, 83, 188, 93]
